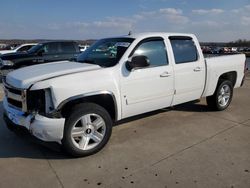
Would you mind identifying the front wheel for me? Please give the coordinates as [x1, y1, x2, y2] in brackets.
[62, 103, 113, 157]
[206, 80, 233, 111]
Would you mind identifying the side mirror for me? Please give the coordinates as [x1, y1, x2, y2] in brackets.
[126, 55, 150, 71]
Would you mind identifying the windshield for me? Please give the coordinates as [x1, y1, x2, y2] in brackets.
[13, 44, 22, 50]
[77, 38, 134, 67]
[28, 44, 43, 53]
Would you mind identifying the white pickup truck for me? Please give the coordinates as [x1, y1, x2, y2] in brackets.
[3, 32, 247, 157]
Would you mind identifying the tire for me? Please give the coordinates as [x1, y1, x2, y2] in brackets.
[62, 103, 113, 157]
[206, 80, 233, 111]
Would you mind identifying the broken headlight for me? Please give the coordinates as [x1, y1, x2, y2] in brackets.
[27, 89, 46, 114]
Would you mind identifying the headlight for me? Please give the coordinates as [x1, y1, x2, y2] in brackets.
[2, 60, 14, 66]
[26, 88, 54, 116]
[27, 89, 46, 113]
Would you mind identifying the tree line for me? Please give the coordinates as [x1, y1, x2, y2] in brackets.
[227, 39, 250, 47]
[201, 39, 250, 48]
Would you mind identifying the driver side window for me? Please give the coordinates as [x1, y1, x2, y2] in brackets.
[132, 39, 169, 67]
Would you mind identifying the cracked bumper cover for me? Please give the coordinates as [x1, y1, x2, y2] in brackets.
[3, 98, 65, 144]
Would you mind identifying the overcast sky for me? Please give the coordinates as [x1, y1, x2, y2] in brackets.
[0, 0, 250, 42]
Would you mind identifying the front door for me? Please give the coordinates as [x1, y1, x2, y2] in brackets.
[120, 37, 174, 118]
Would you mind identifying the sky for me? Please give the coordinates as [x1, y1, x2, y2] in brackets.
[0, 0, 250, 42]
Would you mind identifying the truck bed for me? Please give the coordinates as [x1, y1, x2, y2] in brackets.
[202, 54, 246, 97]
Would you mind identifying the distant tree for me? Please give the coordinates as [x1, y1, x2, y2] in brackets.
[227, 39, 250, 47]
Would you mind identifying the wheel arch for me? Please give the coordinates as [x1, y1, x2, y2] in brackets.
[217, 71, 237, 88]
[57, 91, 118, 121]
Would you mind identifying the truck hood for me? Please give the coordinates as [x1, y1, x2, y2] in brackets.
[0, 51, 29, 60]
[6, 61, 101, 89]
[0, 50, 15, 55]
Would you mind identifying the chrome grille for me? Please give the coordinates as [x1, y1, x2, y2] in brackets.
[3, 80, 27, 112]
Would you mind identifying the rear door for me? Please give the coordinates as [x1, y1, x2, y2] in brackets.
[169, 36, 206, 105]
[59, 42, 79, 61]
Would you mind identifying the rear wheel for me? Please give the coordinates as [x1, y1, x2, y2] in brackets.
[206, 80, 233, 111]
[62, 103, 112, 157]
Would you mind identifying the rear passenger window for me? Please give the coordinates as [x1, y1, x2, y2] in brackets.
[170, 37, 198, 64]
[61, 43, 76, 53]
[133, 39, 168, 67]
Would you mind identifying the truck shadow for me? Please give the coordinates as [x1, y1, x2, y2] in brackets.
[171, 102, 212, 113]
[0, 101, 210, 160]
[115, 101, 211, 126]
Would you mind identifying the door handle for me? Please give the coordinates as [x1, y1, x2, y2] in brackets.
[54, 55, 59, 58]
[193, 67, 201, 72]
[160, 72, 171, 77]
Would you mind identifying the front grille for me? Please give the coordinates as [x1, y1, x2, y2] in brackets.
[4, 85, 22, 95]
[3, 80, 27, 112]
[7, 98, 23, 108]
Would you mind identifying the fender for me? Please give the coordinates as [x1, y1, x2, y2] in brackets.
[49, 90, 118, 120]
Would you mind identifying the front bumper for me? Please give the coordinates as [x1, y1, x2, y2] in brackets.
[3, 98, 65, 144]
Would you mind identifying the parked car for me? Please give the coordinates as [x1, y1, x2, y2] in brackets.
[0, 41, 80, 76]
[211, 47, 224, 54]
[201, 46, 212, 54]
[0, 43, 37, 55]
[3, 32, 247, 157]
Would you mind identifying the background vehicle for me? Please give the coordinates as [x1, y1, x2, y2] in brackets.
[211, 47, 224, 54]
[3, 32, 246, 157]
[0, 41, 80, 76]
[79, 44, 90, 52]
[0, 43, 37, 55]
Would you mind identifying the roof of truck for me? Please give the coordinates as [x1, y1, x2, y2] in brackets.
[122, 32, 195, 39]
[38, 40, 77, 44]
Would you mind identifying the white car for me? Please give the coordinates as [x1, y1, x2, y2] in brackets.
[0, 43, 37, 55]
[79, 45, 90, 52]
[3, 32, 247, 157]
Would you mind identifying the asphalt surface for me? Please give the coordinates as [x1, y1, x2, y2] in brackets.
[0, 73, 250, 188]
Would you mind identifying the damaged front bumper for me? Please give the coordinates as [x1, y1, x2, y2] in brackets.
[3, 98, 65, 144]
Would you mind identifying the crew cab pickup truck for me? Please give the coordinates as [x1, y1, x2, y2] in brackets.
[2, 32, 247, 157]
[0, 41, 80, 76]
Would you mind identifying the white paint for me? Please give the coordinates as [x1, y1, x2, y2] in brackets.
[6, 61, 101, 89]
